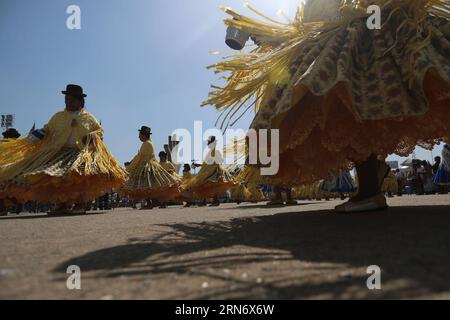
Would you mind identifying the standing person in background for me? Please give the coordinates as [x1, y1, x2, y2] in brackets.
[433, 144, 450, 193]
[432, 156, 442, 175]
[182, 164, 192, 180]
[181, 164, 193, 207]
[432, 156, 443, 194]
[395, 169, 405, 196]
[413, 161, 425, 195]
[420, 160, 434, 194]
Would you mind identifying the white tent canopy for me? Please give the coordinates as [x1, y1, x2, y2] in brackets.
[401, 158, 414, 167]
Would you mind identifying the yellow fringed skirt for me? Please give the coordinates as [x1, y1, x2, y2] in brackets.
[382, 172, 399, 194]
[231, 184, 251, 203]
[246, 184, 264, 202]
[181, 164, 237, 199]
[0, 147, 127, 203]
[121, 160, 181, 201]
[233, 166, 265, 202]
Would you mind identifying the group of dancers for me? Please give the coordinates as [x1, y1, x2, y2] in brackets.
[1, 0, 450, 215]
[0, 86, 239, 214]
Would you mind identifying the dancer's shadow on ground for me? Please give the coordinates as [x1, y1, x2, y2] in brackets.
[54, 205, 450, 299]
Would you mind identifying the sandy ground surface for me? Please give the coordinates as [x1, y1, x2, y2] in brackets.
[1, 194, 450, 300]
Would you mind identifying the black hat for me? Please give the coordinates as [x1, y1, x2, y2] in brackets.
[62, 84, 87, 98]
[207, 136, 216, 144]
[2, 128, 21, 139]
[138, 126, 152, 136]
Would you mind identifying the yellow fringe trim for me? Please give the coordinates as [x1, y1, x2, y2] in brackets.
[203, 0, 450, 129]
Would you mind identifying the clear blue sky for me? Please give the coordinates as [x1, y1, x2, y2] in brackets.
[0, 0, 444, 166]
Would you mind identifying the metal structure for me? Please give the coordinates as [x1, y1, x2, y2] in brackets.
[164, 135, 182, 173]
[1, 114, 14, 130]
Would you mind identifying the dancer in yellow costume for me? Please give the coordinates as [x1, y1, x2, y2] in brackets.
[157, 151, 181, 208]
[231, 182, 251, 204]
[204, 0, 450, 212]
[382, 170, 399, 197]
[180, 164, 194, 207]
[121, 126, 181, 209]
[230, 167, 249, 204]
[182, 136, 237, 206]
[159, 151, 179, 176]
[0, 128, 22, 215]
[183, 164, 193, 181]
[0, 85, 127, 213]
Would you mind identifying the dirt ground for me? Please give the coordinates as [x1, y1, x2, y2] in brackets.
[1, 194, 450, 300]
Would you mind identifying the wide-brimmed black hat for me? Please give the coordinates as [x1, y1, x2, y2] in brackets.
[207, 136, 216, 144]
[2, 128, 21, 139]
[62, 84, 87, 98]
[138, 126, 152, 136]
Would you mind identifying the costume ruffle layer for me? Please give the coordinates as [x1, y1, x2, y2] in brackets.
[0, 137, 127, 203]
[250, 13, 450, 184]
[181, 164, 237, 199]
[293, 181, 329, 200]
[121, 160, 181, 200]
[235, 166, 269, 187]
[231, 185, 251, 202]
[231, 184, 264, 203]
[232, 166, 266, 202]
[245, 185, 265, 202]
[262, 71, 449, 185]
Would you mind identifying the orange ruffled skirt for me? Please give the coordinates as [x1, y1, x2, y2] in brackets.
[121, 161, 181, 201]
[181, 164, 237, 199]
[250, 13, 450, 185]
[0, 147, 127, 203]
